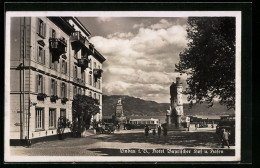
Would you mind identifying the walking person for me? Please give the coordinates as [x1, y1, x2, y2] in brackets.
[157, 126, 162, 138]
[163, 126, 168, 138]
[152, 129, 156, 136]
[195, 122, 197, 130]
[221, 129, 230, 148]
[144, 125, 149, 138]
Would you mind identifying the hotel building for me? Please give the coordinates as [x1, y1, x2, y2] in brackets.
[9, 17, 105, 144]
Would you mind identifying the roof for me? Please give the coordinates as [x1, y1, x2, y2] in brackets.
[93, 48, 106, 63]
[190, 115, 221, 120]
[72, 17, 91, 37]
[130, 118, 159, 121]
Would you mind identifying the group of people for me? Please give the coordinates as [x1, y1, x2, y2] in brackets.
[194, 121, 215, 130]
[144, 125, 167, 138]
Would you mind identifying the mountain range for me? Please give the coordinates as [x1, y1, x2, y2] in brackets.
[102, 95, 235, 116]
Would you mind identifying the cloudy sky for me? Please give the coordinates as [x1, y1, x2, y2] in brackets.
[78, 17, 189, 103]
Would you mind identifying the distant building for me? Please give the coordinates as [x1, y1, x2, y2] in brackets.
[220, 114, 235, 121]
[129, 118, 160, 125]
[9, 17, 105, 145]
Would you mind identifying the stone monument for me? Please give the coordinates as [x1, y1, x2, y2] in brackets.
[166, 77, 186, 131]
[113, 98, 127, 126]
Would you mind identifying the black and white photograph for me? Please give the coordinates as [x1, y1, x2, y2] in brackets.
[5, 11, 241, 162]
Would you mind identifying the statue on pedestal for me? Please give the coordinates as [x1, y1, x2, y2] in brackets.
[113, 98, 127, 126]
[166, 77, 186, 130]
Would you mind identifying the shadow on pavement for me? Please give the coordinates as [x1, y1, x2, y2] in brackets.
[93, 131, 224, 148]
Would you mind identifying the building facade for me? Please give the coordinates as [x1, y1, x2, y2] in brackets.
[9, 17, 105, 144]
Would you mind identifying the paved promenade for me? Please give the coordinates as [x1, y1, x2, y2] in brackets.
[10, 126, 235, 156]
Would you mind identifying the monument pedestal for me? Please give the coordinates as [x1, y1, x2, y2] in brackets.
[166, 125, 187, 131]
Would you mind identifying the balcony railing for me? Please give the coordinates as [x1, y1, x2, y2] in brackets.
[70, 31, 87, 50]
[93, 69, 103, 79]
[49, 38, 67, 61]
[73, 78, 85, 86]
[77, 57, 89, 70]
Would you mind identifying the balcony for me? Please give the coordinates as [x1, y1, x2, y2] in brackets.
[70, 31, 87, 50]
[49, 38, 67, 61]
[73, 78, 85, 86]
[77, 57, 89, 70]
[93, 69, 103, 79]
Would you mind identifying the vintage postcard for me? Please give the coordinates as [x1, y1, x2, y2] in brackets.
[5, 11, 241, 162]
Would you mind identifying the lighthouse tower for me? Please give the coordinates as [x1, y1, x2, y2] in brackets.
[167, 77, 185, 130]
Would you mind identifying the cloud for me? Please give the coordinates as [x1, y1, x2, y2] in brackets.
[107, 32, 134, 39]
[150, 19, 172, 29]
[90, 18, 188, 103]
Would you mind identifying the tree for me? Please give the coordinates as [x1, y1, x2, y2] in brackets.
[72, 94, 100, 135]
[175, 17, 235, 109]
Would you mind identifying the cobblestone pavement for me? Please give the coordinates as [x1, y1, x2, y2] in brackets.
[10, 126, 235, 156]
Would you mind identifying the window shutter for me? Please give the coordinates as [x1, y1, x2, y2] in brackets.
[35, 75, 39, 93]
[49, 28, 52, 38]
[65, 62, 67, 74]
[50, 79, 52, 96]
[43, 23, 46, 37]
[55, 81, 58, 96]
[49, 52, 52, 68]
[43, 49, 45, 65]
[60, 61, 62, 73]
[60, 83, 63, 98]
[36, 18, 40, 34]
[36, 46, 39, 62]
[65, 84, 67, 98]
[43, 76, 45, 94]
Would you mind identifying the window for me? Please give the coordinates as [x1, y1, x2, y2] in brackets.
[61, 60, 67, 74]
[74, 50, 78, 59]
[74, 66, 78, 78]
[89, 59, 92, 68]
[49, 52, 58, 71]
[81, 71, 85, 83]
[35, 108, 44, 129]
[83, 89, 85, 95]
[61, 83, 67, 98]
[94, 62, 96, 69]
[89, 91, 92, 98]
[51, 29, 56, 38]
[97, 79, 101, 89]
[60, 109, 66, 118]
[94, 93, 96, 99]
[93, 80, 96, 87]
[78, 88, 82, 95]
[36, 75, 44, 93]
[73, 86, 77, 96]
[37, 46, 45, 64]
[37, 18, 46, 38]
[49, 108, 56, 128]
[50, 79, 57, 96]
[89, 74, 92, 85]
